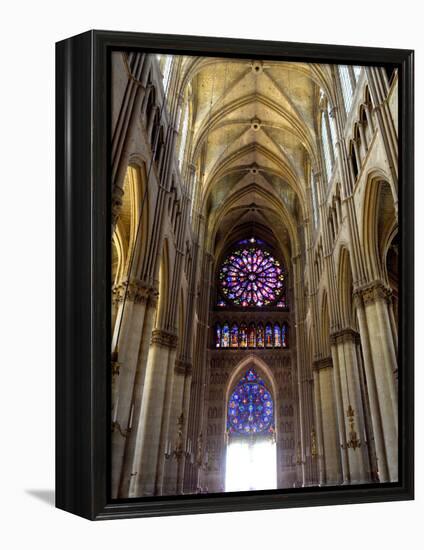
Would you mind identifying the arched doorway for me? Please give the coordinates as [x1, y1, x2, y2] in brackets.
[225, 368, 277, 491]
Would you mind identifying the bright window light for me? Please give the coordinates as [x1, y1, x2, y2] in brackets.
[225, 438, 277, 492]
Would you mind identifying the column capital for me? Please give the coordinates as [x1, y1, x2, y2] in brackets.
[330, 328, 360, 345]
[174, 359, 193, 375]
[354, 281, 392, 306]
[312, 356, 333, 371]
[151, 328, 179, 349]
[113, 279, 158, 305]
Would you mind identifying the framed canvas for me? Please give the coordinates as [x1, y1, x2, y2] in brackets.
[56, 30, 414, 520]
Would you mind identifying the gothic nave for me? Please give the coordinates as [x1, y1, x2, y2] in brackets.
[110, 52, 399, 498]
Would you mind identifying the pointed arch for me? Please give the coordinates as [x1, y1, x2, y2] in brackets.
[155, 238, 170, 330]
[362, 170, 397, 282]
[338, 247, 355, 329]
[320, 290, 331, 357]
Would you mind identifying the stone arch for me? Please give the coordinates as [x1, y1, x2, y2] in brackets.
[338, 247, 355, 329]
[176, 288, 186, 355]
[155, 238, 170, 330]
[320, 290, 331, 357]
[112, 227, 125, 287]
[224, 354, 279, 436]
[122, 158, 150, 279]
[362, 171, 397, 282]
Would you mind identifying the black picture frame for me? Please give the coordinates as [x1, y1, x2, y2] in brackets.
[56, 30, 414, 520]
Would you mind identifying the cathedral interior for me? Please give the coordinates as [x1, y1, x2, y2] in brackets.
[110, 52, 399, 498]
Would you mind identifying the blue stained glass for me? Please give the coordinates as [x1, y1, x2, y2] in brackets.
[222, 323, 230, 348]
[282, 322, 288, 348]
[218, 242, 285, 307]
[274, 323, 281, 348]
[215, 323, 221, 348]
[227, 368, 274, 436]
[257, 323, 264, 348]
[230, 323, 239, 348]
[265, 323, 273, 347]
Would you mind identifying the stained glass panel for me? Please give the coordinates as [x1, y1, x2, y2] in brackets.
[239, 323, 248, 348]
[230, 323, 239, 348]
[227, 368, 274, 436]
[257, 322, 264, 348]
[265, 323, 273, 348]
[215, 323, 221, 348]
[222, 322, 230, 348]
[248, 323, 256, 348]
[219, 244, 284, 307]
[274, 323, 281, 348]
[282, 322, 288, 348]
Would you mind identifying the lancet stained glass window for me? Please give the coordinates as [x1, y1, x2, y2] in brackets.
[248, 323, 256, 348]
[219, 242, 285, 307]
[215, 323, 221, 348]
[282, 322, 288, 348]
[222, 323, 230, 348]
[265, 323, 273, 348]
[213, 321, 289, 349]
[227, 368, 274, 436]
[239, 323, 248, 348]
[230, 324, 239, 348]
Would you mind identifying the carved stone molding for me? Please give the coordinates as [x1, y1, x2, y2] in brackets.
[174, 359, 193, 375]
[354, 281, 392, 306]
[112, 279, 158, 306]
[330, 327, 360, 345]
[111, 185, 124, 227]
[112, 283, 127, 306]
[111, 360, 121, 377]
[151, 329, 179, 349]
[312, 356, 333, 371]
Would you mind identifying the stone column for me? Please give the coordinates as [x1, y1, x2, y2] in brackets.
[116, 290, 158, 497]
[353, 290, 389, 482]
[362, 282, 398, 481]
[154, 345, 179, 495]
[131, 329, 179, 497]
[159, 360, 187, 495]
[334, 330, 371, 483]
[330, 344, 350, 483]
[314, 358, 342, 485]
[312, 368, 325, 485]
[111, 281, 152, 498]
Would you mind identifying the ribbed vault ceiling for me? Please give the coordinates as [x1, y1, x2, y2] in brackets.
[177, 57, 333, 258]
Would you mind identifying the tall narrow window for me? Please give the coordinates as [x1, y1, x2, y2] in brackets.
[265, 323, 273, 348]
[162, 56, 172, 90]
[178, 104, 189, 169]
[321, 110, 332, 181]
[230, 323, 239, 348]
[274, 323, 281, 348]
[353, 66, 362, 82]
[215, 323, 221, 348]
[248, 323, 256, 348]
[222, 322, 230, 348]
[239, 323, 248, 348]
[282, 323, 288, 348]
[257, 323, 264, 348]
[339, 65, 355, 114]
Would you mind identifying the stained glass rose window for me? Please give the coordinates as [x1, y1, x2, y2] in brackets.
[219, 243, 284, 307]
